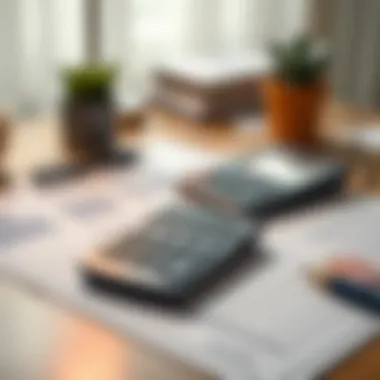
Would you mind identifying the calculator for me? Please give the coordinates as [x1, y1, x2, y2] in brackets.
[182, 146, 347, 219]
[81, 203, 258, 308]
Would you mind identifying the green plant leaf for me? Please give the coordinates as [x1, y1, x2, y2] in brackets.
[268, 35, 329, 86]
[61, 64, 118, 98]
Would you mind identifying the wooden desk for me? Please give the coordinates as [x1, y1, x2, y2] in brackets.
[323, 339, 380, 380]
[5, 105, 380, 380]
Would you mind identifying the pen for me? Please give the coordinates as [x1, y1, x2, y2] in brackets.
[309, 259, 380, 315]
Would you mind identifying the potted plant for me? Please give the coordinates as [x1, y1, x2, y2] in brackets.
[262, 36, 329, 146]
[61, 65, 117, 164]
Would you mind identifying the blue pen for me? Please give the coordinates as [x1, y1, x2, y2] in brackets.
[328, 277, 380, 315]
[309, 263, 380, 315]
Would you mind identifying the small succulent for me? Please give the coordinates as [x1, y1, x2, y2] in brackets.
[62, 65, 117, 99]
[270, 36, 329, 86]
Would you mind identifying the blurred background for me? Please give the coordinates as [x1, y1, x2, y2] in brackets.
[0, 0, 315, 116]
[2, 0, 377, 120]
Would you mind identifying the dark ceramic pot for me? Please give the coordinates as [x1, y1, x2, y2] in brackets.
[63, 90, 116, 165]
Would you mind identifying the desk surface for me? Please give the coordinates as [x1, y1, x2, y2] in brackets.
[1, 281, 218, 380]
[2, 108, 380, 380]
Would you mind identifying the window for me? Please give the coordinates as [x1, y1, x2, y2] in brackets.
[0, 0, 311, 114]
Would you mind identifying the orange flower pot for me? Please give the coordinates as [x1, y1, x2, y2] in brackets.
[262, 78, 325, 147]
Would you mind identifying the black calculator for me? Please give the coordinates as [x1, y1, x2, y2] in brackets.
[81, 203, 258, 308]
[183, 146, 347, 219]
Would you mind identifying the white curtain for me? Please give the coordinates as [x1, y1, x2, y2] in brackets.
[0, 0, 311, 115]
[328, 0, 380, 108]
[0, 0, 84, 116]
[102, 0, 312, 93]
[221, 0, 310, 51]
[0, 0, 24, 113]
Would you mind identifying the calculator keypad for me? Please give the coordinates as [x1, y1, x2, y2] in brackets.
[103, 205, 254, 290]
